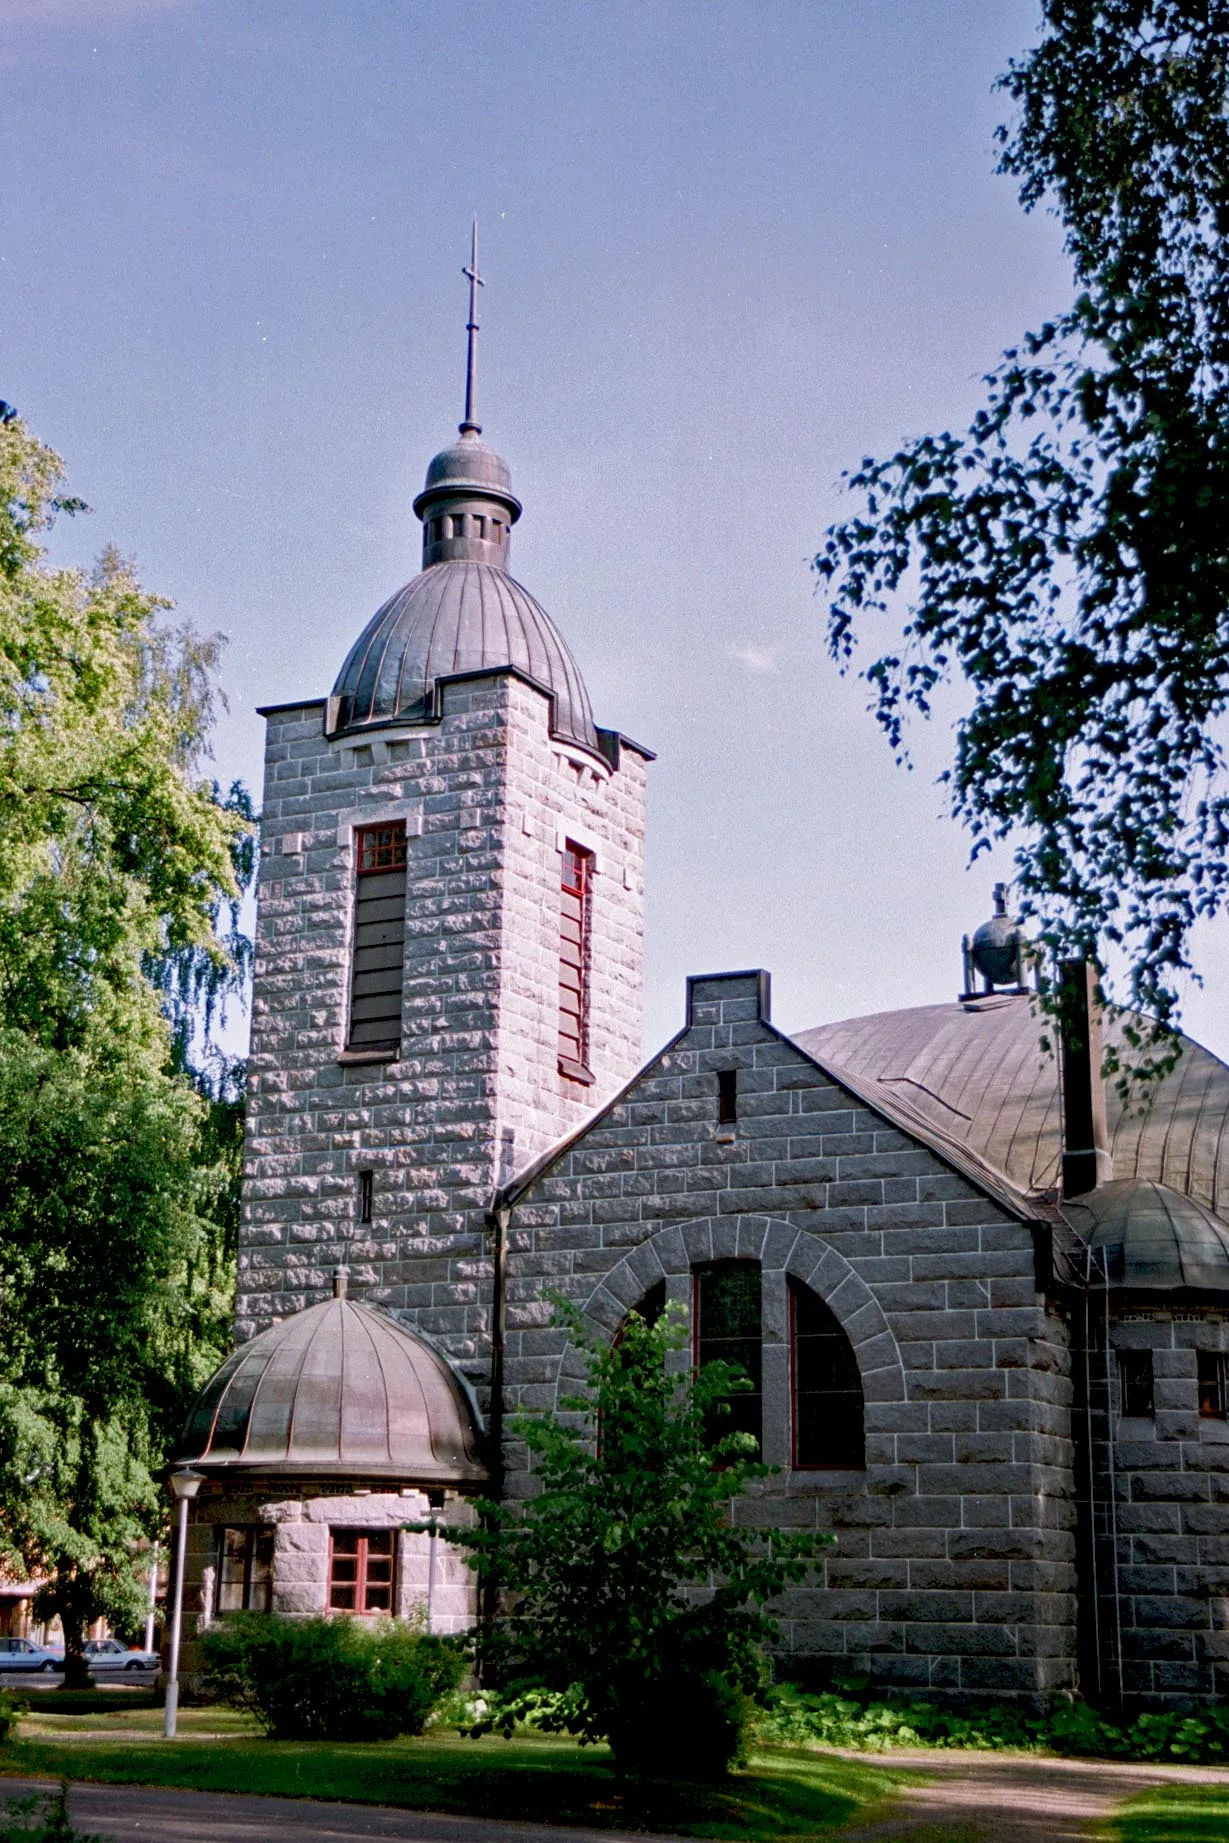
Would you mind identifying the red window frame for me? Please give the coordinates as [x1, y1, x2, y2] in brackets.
[356, 823, 408, 876]
[789, 1279, 866, 1470]
[558, 841, 594, 1080]
[327, 1528, 395, 1614]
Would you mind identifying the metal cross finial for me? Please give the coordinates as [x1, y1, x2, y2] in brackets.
[460, 216, 483, 435]
[993, 882, 1009, 916]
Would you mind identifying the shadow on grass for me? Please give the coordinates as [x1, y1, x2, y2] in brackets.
[0, 1723, 904, 1838]
[1114, 1783, 1229, 1843]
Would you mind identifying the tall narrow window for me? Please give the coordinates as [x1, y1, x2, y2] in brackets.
[1198, 1351, 1228, 1420]
[347, 823, 407, 1054]
[717, 1070, 738, 1124]
[328, 1529, 395, 1613]
[359, 1170, 374, 1224]
[1119, 1348, 1155, 1418]
[791, 1280, 865, 1469]
[215, 1527, 274, 1614]
[558, 842, 593, 1080]
[695, 1261, 762, 1453]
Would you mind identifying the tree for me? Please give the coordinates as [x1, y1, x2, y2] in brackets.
[816, 2, 1229, 1064]
[435, 1301, 829, 1779]
[0, 413, 254, 1684]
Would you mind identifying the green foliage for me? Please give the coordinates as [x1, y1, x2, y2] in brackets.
[0, 413, 255, 1682]
[200, 1613, 464, 1742]
[0, 1690, 24, 1747]
[436, 1299, 830, 1779]
[816, 2, 1229, 1059]
[0, 1785, 104, 1843]
[756, 1681, 1229, 1764]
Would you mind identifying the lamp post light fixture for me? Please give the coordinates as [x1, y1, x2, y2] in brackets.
[163, 1467, 204, 1740]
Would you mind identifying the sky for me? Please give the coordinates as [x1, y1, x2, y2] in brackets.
[7, 0, 1229, 1062]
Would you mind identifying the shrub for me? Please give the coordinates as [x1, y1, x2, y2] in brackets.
[0, 1690, 23, 1747]
[201, 1612, 463, 1742]
[755, 1682, 1229, 1766]
[436, 1299, 828, 1780]
[0, 1784, 106, 1841]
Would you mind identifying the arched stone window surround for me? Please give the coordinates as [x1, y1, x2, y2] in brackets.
[556, 1215, 904, 1471]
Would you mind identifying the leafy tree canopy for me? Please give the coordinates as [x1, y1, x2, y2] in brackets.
[434, 1300, 829, 1778]
[816, 1, 1229, 1059]
[0, 414, 254, 1681]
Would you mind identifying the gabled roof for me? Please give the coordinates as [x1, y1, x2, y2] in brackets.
[797, 994, 1229, 1220]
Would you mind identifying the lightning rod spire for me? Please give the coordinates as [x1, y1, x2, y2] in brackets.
[460, 216, 483, 435]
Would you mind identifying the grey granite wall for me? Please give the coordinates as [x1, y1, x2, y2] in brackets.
[501, 971, 1078, 1700]
[239, 670, 648, 1400]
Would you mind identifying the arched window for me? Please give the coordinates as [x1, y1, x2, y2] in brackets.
[695, 1261, 761, 1452]
[790, 1279, 864, 1469]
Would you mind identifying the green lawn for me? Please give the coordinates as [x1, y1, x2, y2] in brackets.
[1112, 1781, 1229, 1843]
[0, 1706, 904, 1839]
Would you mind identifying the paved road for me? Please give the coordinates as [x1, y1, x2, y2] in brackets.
[0, 1670, 158, 1689]
[2, 1753, 1228, 1843]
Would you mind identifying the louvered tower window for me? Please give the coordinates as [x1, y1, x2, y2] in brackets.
[347, 823, 408, 1054]
[558, 841, 594, 1080]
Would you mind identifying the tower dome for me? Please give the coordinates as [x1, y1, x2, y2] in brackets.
[177, 1282, 487, 1484]
[327, 226, 598, 756]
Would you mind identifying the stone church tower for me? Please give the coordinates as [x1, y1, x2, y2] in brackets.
[235, 271, 651, 1403]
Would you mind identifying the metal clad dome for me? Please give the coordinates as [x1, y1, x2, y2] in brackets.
[1063, 1179, 1229, 1292]
[178, 1295, 487, 1483]
[330, 560, 600, 755]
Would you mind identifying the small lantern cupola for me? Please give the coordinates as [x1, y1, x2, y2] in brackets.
[412, 219, 521, 571]
[961, 883, 1031, 1001]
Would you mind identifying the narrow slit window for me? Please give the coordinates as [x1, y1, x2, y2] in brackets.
[1198, 1351, 1228, 1420]
[1119, 1348, 1155, 1418]
[328, 1529, 395, 1614]
[558, 841, 593, 1078]
[359, 1170, 374, 1224]
[347, 823, 408, 1055]
[791, 1280, 865, 1468]
[695, 1261, 762, 1454]
[717, 1070, 738, 1124]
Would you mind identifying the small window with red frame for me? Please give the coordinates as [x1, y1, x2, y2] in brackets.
[327, 1528, 395, 1614]
[558, 842, 593, 1079]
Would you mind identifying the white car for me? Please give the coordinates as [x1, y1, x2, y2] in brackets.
[82, 1638, 159, 1672]
[0, 1636, 59, 1673]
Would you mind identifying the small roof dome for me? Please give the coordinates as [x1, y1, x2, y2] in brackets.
[414, 430, 520, 518]
[1063, 1179, 1229, 1291]
[178, 1292, 487, 1483]
[330, 560, 601, 756]
[969, 884, 1026, 989]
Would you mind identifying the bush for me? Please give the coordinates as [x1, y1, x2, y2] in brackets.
[0, 1784, 105, 1841]
[755, 1682, 1229, 1765]
[0, 1690, 23, 1747]
[201, 1612, 463, 1742]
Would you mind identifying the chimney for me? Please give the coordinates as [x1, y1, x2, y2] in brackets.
[1059, 959, 1113, 1199]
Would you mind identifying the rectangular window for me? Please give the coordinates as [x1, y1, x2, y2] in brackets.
[717, 1070, 738, 1124]
[347, 823, 408, 1054]
[1119, 1348, 1155, 1418]
[328, 1529, 395, 1614]
[695, 1261, 762, 1454]
[359, 1170, 374, 1224]
[558, 842, 593, 1079]
[1198, 1351, 1228, 1419]
[215, 1527, 274, 1615]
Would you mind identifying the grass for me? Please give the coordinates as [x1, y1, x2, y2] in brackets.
[1112, 1781, 1229, 1843]
[0, 1706, 905, 1838]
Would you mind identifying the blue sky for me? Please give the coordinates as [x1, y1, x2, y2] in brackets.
[8, 0, 1225, 1058]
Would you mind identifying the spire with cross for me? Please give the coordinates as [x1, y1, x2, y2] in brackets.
[460, 216, 483, 435]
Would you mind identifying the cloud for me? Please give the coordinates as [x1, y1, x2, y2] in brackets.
[726, 641, 781, 676]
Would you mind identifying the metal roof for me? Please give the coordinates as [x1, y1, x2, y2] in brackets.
[795, 994, 1229, 1219]
[178, 1295, 487, 1483]
[329, 559, 600, 756]
[1063, 1180, 1229, 1291]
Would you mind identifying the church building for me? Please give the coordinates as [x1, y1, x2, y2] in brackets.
[176, 270, 1229, 1711]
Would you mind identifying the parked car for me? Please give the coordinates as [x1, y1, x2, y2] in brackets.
[83, 1637, 159, 1672]
[0, 1636, 59, 1673]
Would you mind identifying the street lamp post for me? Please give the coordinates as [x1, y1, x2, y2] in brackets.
[163, 1468, 204, 1740]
